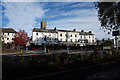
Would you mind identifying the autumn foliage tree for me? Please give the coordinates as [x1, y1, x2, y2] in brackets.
[13, 29, 29, 46]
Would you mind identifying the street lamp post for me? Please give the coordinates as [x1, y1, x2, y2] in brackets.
[26, 40, 28, 51]
[115, 36, 118, 51]
[42, 33, 47, 53]
[44, 36, 47, 53]
[67, 43, 69, 54]
[66, 31, 70, 54]
[113, 2, 119, 51]
[102, 39, 105, 52]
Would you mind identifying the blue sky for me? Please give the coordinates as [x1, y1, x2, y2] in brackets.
[1, 2, 112, 40]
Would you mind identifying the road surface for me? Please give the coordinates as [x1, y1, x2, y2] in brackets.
[24, 62, 120, 80]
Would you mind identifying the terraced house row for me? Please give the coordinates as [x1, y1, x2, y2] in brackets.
[32, 20, 96, 46]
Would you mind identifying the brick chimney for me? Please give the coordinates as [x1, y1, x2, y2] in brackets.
[81, 30, 84, 32]
[89, 31, 92, 33]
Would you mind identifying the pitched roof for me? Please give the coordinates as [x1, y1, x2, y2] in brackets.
[57, 29, 79, 33]
[33, 28, 94, 35]
[33, 28, 57, 33]
[79, 32, 93, 35]
[57, 29, 94, 35]
[0, 28, 16, 33]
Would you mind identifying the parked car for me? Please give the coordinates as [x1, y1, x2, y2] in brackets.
[29, 47, 35, 50]
[29, 43, 35, 50]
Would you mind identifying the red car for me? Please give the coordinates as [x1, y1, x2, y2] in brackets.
[30, 47, 35, 50]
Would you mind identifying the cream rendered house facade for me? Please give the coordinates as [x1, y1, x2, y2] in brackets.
[32, 20, 96, 46]
[1, 28, 16, 43]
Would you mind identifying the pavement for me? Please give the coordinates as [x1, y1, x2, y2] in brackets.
[0, 50, 101, 56]
[0, 50, 38, 56]
[0, 50, 56, 56]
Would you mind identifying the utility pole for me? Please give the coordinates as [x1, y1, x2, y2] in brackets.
[113, 2, 118, 51]
[42, 33, 46, 53]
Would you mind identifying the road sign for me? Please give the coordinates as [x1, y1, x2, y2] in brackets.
[26, 40, 28, 42]
[112, 30, 120, 36]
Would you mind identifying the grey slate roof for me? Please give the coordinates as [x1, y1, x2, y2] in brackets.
[1, 28, 16, 33]
[33, 28, 94, 35]
[33, 28, 57, 33]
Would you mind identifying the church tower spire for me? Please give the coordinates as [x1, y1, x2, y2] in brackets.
[41, 19, 47, 29]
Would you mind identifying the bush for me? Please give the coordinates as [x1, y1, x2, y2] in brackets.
[112, 49, 120, 56]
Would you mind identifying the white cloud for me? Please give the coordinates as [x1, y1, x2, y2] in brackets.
[2, 0, 39, 2]
[2, 0, 118, 2]
[48, 9, 96, 18]
[49, 17, 98, 24]
[48, 9, 98, 24]
[70, 2, 93, 8]
[2, 2, 45, 36]
[47, 8, 112, 39]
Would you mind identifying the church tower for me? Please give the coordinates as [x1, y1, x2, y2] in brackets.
[41, 19, 47, 29]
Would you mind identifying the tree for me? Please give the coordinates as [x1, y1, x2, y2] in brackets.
[13, 29, 29, 46]
[104, 40, 113, 46]
[95, 2, 120, 33]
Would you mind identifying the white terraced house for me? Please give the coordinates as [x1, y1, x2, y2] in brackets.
[32, 20, 96, 46]
[0, 28, 16, 43]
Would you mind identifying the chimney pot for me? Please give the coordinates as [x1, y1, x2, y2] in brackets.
[73, 29, 76, 32]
